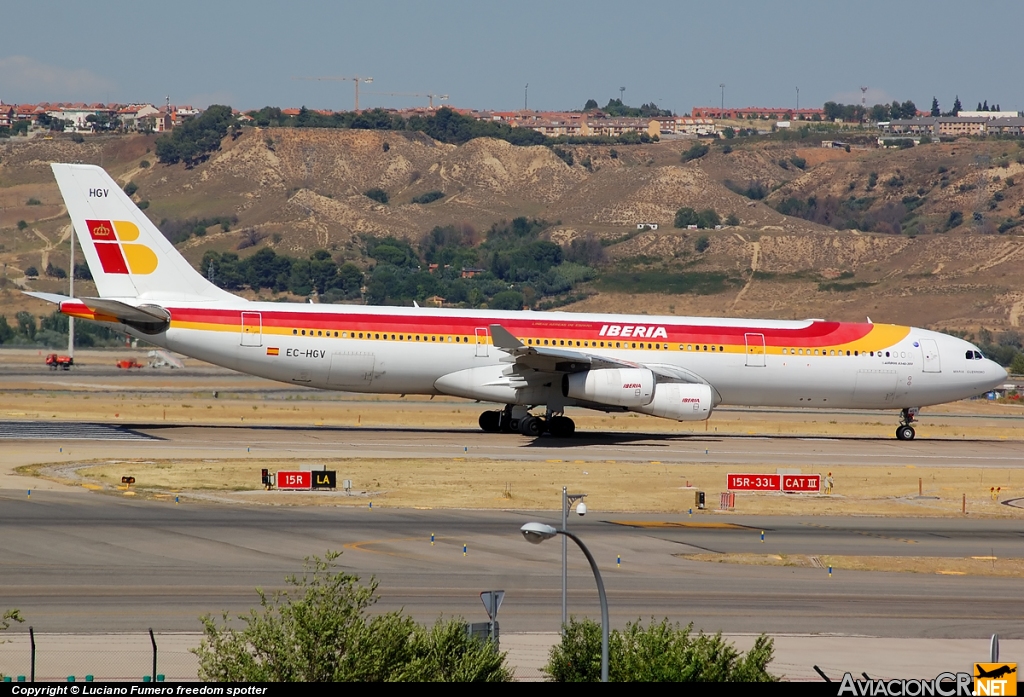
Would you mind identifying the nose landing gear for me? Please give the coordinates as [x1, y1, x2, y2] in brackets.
[895, 407, 919, 440]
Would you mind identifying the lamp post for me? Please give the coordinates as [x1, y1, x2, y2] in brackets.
[521, 522, 608, 682]
[561, 487, 587, 630]
[720, 83, 725, 114]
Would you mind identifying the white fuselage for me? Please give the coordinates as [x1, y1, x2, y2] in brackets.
[118, 301, 1006, 413]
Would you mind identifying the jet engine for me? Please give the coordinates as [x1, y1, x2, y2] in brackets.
[633, 383, 714, 421]
[562, 368, 654, 407]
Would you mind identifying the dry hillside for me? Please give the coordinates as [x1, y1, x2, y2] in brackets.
[2, 129, 1023, 334]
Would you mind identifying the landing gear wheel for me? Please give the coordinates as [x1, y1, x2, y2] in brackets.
[518, 415, 542, 437]
[896, 425, 916, 441]
[479, 410, 501, 433]
[548, 416, 576, 438]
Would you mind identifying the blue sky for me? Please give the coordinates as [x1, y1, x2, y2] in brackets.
[1, 0, 1021, 114]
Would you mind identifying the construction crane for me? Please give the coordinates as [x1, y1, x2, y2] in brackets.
[363, 91, 449, 108]
[291, 75, 373, 111]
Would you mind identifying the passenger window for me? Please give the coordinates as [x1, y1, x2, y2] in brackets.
[631, 343, 636, 349]
[293, 329, 298, 335]
[544, 340, 549, 345]
[829, 350, 834, 356]
[703, 345, 708, 351]
[616, 342, 621, 348]
[301, 330, 306, 336]
[886, 351, 890, 357]
[687, 344, 692, 351]
[814, 350, 819, 355]
[783, 348, 788, 355]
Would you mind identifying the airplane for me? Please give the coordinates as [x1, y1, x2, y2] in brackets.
[976, 665, 1016, 680]
[27, 163, 1008, 440]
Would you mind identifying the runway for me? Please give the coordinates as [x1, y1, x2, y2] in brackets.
[2, 420, 1021, 469]
[1, 489, 1022, 639]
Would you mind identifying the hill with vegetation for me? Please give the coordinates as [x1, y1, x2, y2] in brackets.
[1, 124, 1022, 367]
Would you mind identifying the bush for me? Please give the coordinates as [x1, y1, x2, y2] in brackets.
[140, 160, 150, 168]
[411, 190, 445, 205]
[725, 213, 740, 226]
[695, 235, 710, 253]
[790, 156, 807, 170]
[156, 105, 236, 167]
[26, 198, 41, 206]
[544, 617, 776, 682]
[674, 207, 698, 228]
[489, 290, 524, 310]
[70, 133, 84, 143]
[194, 552, 512, 682]
[24, 266, 38, 277]
[681, 143, 709, 163]
[696, 209, 721, 229]
[123, 181, 138, 197]
[364, 188, 389, 205]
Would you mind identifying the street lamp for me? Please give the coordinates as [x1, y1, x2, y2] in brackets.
[560, 487, 587, 630]
[719, 83, 725, 114]
[521, 522, 609, 682]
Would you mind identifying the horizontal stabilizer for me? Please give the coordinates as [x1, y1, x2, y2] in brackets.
[22, 291, 72, 305]
[78, 297, 170, 324]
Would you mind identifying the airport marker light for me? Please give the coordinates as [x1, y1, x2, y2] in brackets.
[520, 522, 609, 682]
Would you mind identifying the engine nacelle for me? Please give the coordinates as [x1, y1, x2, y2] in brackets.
[562, 368, 654, 408]
[633, 383, 714, 421]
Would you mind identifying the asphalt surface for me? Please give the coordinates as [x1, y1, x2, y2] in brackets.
[2, 489, 1022, 638]
[3, 420, 1023, 470]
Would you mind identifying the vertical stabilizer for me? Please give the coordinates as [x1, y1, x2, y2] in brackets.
[50, 163, 236, 302]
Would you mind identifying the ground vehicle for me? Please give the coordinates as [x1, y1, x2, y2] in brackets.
[116, 358, 143, 369]
[45, 353, 74, 370]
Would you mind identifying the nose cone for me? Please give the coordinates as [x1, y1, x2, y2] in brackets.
[986, 360, 1009, 389]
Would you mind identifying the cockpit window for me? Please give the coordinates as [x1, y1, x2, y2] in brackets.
[965, 350, 974, 360]
[965, 350, 984, 360]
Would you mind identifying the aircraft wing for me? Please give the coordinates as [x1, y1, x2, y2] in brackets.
[488, 324, 708, 384]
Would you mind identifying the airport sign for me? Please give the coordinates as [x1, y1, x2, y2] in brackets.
[312, 470, 337, 489]
[781, 474, 821, 492]
[727, 474, 780, 491]
[276, 471, 312, 490]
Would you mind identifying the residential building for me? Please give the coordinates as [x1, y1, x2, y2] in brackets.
[883, 118, 939, 135]
[986, 117, 1024, 136]
[691, 106, 824, 120]
[957, 110, 1022, 120]
[937, 116, 989, 137]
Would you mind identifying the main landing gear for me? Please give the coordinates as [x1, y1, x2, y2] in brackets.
[478, 406, 576, 438]
[895, 407, 919, 441]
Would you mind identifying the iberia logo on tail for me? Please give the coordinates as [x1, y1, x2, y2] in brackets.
[86, 220, 158, 275]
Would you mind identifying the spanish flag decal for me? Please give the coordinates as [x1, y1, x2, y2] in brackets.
[266, 347, 280, 356]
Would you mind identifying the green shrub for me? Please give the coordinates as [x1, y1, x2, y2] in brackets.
[26, 198, 41, 206]
[364, 188, 389, 205]
[194, 552, 512, 682]
[681, 143, 709, 163]
[544, 617, 777, 682]
[695, 235, 710, 252]
[123, 181, 138, 197]
[674, 207, 698, 228]
[411, 190, 445, 204]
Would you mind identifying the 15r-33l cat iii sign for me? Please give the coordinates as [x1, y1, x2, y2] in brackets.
[727, 474, 820, 492]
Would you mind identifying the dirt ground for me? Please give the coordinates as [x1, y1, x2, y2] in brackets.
[22, 457, 1024, 519]
[677, 553, 1024, 578]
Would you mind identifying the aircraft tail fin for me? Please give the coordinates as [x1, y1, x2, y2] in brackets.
[50, 163, 235, 302]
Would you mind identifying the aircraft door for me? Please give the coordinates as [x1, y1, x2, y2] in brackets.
[475, 327, 489, 357]
[920, 339, 941, 373]
[240, 312, 262, 347]
[744, 333, 766, 367]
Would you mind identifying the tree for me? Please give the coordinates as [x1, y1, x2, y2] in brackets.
[15, 311, 36, 340]
[696, 209, 721, 229]
[725, 213, 740, 226]
[1010, 352, 1024, 376]
[24, 266, 37, 278]
[584, 99, 599, 111]
[674, 207, 699, 228]
[545, 617, 777, 682]
[489, 290, 524, 310]
[681, 143, 709, 163]
[0, 317, 14, 345]
[722, 127, 735, 140]
[364, 188, 389, 205]
[156, 105, 236, 167]
[951, 96, 962, 116]
[931, 97, 940, 117]
[124, 181, 139, 197]
[193, 552, 512, 682]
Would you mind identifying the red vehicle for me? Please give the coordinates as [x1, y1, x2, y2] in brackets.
[116, 358, 143, 369]
[45, 354, 74, 371]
